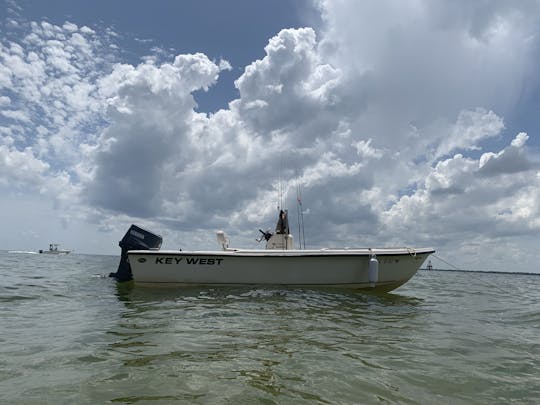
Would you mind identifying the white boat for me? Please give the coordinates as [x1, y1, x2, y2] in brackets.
[114, 210, 434, 292]
[39, 244, 71, 254]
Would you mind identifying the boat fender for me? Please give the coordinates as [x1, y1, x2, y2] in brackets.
[368, 255, 379, 286]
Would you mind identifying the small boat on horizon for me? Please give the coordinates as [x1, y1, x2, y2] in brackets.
[110, 210, 434, 292]
[39, 244, 72, 255]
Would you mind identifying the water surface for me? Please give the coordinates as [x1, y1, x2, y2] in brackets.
[1, 252, 538, 404]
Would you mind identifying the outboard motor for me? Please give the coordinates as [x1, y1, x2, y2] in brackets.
[109, 224, 162, 282]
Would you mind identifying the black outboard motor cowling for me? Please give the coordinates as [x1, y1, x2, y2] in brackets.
[110, 224, 162, 282]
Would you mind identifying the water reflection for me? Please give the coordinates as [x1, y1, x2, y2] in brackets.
[103, 281, 434, 402]
[114, 281, 422, 307]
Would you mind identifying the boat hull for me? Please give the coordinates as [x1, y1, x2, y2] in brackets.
[127, 248, 434, 291]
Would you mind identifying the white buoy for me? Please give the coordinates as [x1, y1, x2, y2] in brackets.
[368, 254, 379, 286]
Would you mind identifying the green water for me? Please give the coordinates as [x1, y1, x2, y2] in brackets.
[1, 251, 538, 404]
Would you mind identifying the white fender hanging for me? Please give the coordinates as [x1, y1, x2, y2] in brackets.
[368, 254, 379, 286]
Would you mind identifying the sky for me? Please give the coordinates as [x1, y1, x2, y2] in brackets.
[1, 0, 540, 273]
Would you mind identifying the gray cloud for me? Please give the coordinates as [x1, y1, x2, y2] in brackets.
[478, 133, 535, 176]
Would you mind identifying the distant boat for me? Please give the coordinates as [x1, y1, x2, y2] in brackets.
[39, 244, 71, 255]
[111, 210, 435, 292]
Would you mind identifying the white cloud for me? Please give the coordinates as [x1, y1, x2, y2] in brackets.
[354, 139, 383, 160]
[218, 59, 232, 71]
[478, 132, 533, 176]
[1, 109, 30, 122]
[80, 54, 223, 218]
[232, 27, 342, 141]
[511, 132, 529, 148]
[0, 145, 49, 186]
[435, 108, 505, 158]
[381, 129, 539, 271]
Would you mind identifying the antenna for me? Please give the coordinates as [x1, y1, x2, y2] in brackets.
[296, 181, 306, 249]
[279, 179, 283, 211]
[278, 156, 283, 211]
[276, 178, 282, 211]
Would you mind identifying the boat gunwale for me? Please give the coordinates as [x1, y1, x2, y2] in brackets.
[127, 247, 435, 257]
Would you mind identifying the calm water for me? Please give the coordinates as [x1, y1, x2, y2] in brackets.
[0, 251, 538, 404]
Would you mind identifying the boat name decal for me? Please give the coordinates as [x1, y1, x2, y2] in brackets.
[155, 257, 223, 265]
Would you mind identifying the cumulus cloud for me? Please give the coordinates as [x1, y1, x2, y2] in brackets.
[0, 145, 49, 186]
[233, 28, 342, 141]
[435, 108, 505, 158]
[382, 129, 539, 261]
[478, 132, 533, 176]
[81, 54, 224, 217]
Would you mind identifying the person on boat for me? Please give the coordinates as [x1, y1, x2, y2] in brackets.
[276, 210, 289, 234]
